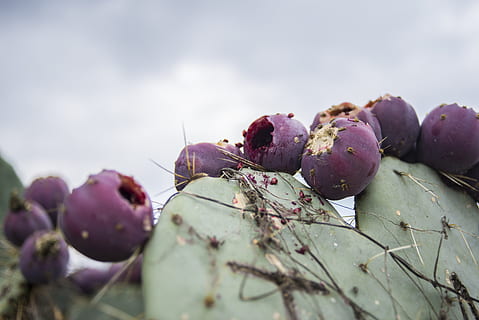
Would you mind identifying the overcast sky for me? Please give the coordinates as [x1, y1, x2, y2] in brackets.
[1, 1, 478, 210]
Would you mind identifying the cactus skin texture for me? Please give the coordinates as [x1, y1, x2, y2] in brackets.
[144, 157, 479, 319]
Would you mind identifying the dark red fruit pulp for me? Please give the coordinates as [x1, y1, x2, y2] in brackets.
[249, 117, 274, 149]
[118, 175, 146, 206]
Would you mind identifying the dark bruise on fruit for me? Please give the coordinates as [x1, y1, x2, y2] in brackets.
[244, 113, 308, 174]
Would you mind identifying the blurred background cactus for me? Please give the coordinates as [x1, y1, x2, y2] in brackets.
[0, 154, 144, 319]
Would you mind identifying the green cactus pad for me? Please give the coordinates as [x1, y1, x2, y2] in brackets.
[144, 158, 479, 319]
[356, 156, 479, 319]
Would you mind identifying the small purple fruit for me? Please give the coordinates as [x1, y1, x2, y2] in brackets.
[244, 113, 308, 174]
[365, 94, 420, 158]
[174, 140, 242, 191]
[19, 230, 69, 284]
[24, 176, 69, 226]
[3, 192, 53, 247]
[417, 103, 479, 174]
[301, 118, 381, 200]
[59, 170, 154, 262]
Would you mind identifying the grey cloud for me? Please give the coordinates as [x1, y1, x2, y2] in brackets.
[0, 0, 478, 205]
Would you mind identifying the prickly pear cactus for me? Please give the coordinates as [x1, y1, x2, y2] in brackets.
[144, 157, 479, 319]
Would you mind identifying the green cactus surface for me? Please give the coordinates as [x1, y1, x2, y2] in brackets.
[144, 157, 479, 319]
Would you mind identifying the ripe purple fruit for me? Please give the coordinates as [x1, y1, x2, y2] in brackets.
[417, 103, 479, 174]
[3, 192, 53, 247]
[243, 113, 308, 174]
[19, 230, 69, 284]
[301, 118, 381, 200]
[174, 140, 242, 191]
[365, 94, 420, 157]
[59, 170, 154, 262]
[24, 176, 69, 226]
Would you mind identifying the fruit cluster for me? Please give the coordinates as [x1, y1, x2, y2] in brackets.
[3, 93, 478, 295]
[3, 171, 152, 293]
[174, 94, 479, 201]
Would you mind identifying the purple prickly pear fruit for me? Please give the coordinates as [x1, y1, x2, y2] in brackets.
[68, 267, 112, 295]
[310, 102, 361, 131]
[108, 255, 143, 284]
[24, 176, 69, 227]
[59, 170, 154, 262]
[416, 103, 479, 174]
[301, 118, 381, 200]
[364, 94, 420, 158]
[174, 140, 243, 191]
[19, 230, 69, 284]
[243, 113, 308, 174]
[3, 192, 53, 247]
[356, 108, 382, 142]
